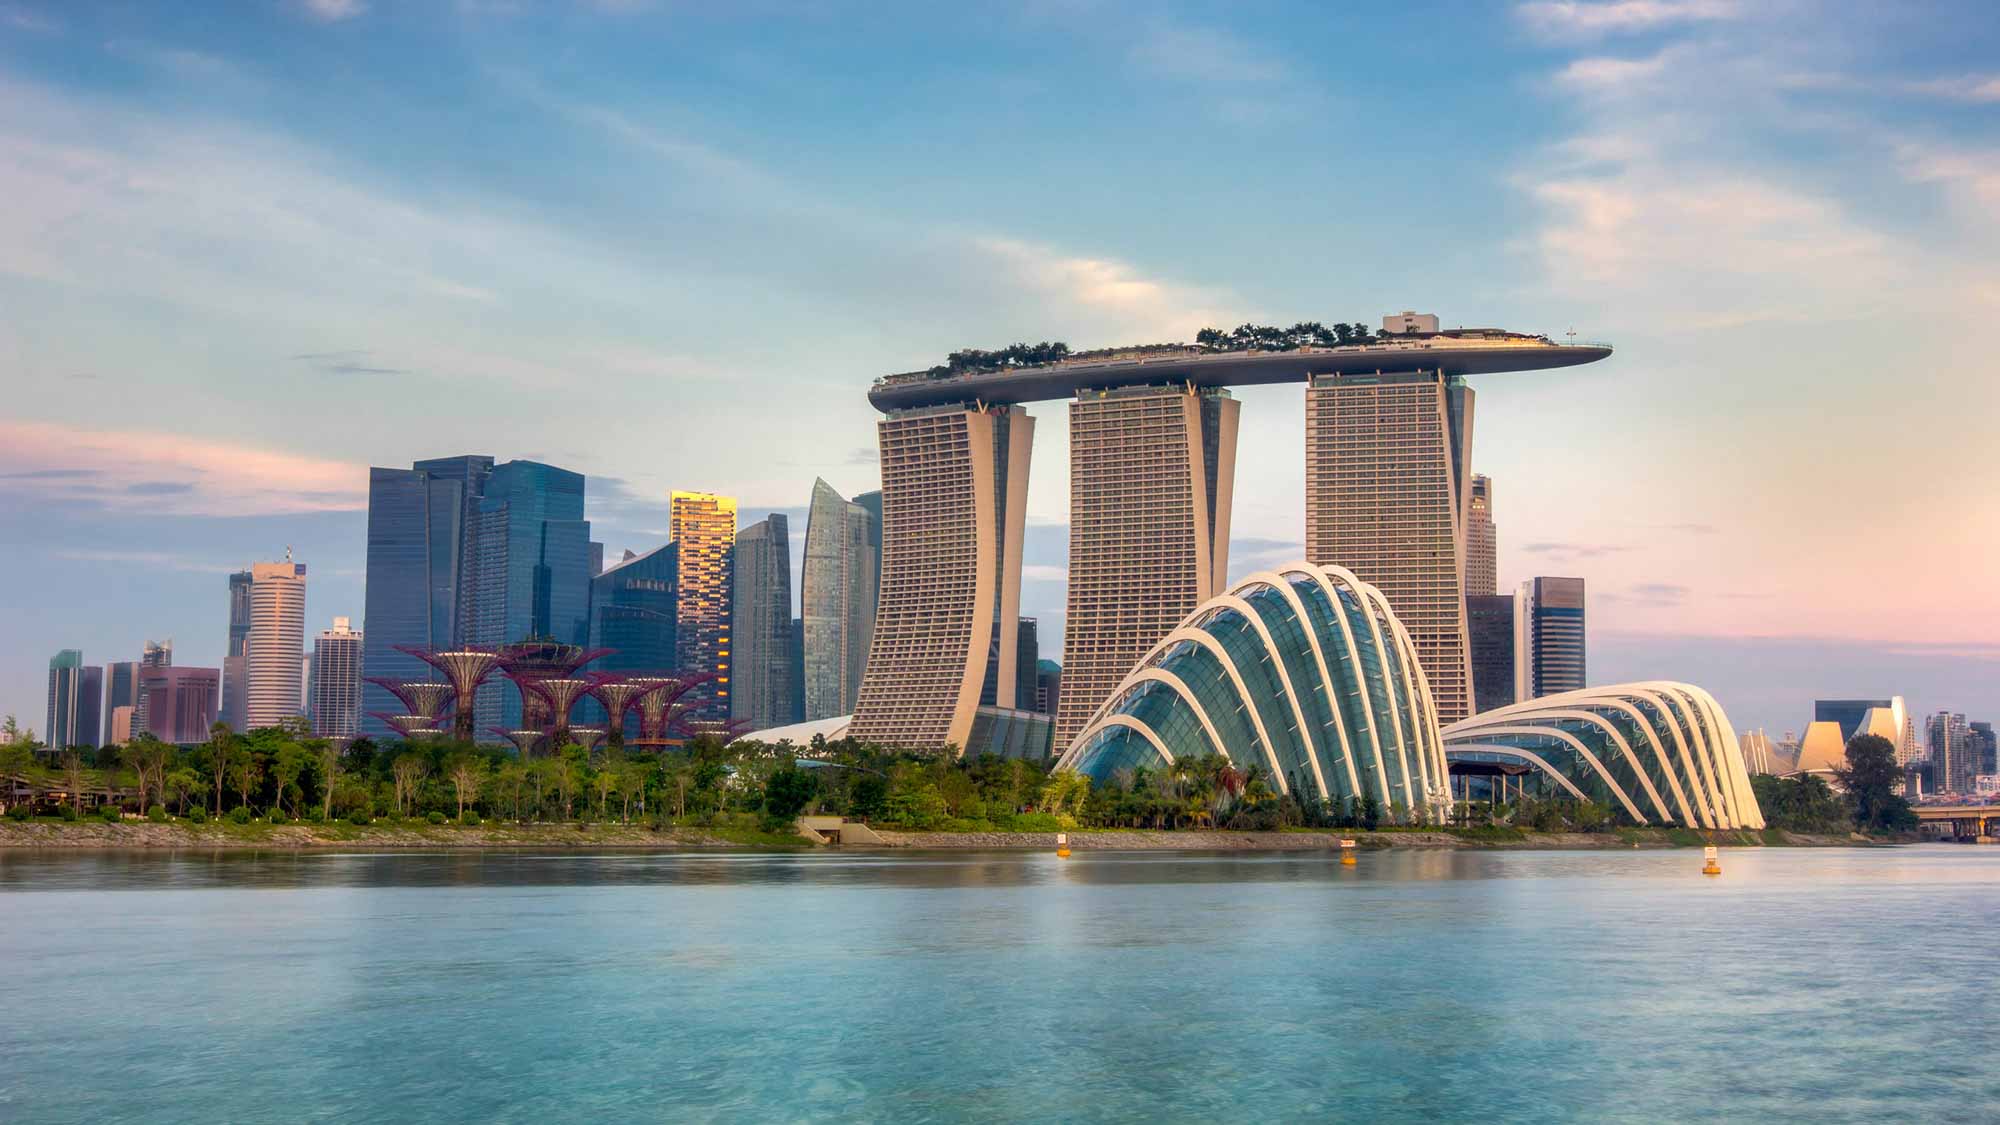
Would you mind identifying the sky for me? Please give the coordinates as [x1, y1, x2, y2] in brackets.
[3, 0, 1997, 739]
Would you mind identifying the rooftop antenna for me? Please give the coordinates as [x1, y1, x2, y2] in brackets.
[1565, 327, 1577, 342]
[285, 545, 294, 563]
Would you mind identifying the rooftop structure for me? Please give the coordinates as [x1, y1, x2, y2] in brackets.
[869, 329, 1609, 412]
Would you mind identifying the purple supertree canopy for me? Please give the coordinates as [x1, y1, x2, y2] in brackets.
[366, 678, 454, 722]
[368, 712, 442, 740]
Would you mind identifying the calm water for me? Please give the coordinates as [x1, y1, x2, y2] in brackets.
[0, 845, 1995, 1123]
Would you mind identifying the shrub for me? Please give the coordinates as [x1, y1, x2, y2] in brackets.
[426, 811, 447, 825]
[459, 811, 481, 826]
[187, 806, 208, 824]
[6, 804, 29, 821]
[147, 805, 168, 823]
[61, 804, 80, 822]
[303, 808, 324, 824]
[268, 809, 288, 825]
[998, 812, 1064, 833]
[227, 806, 252, 825]
[347, 810, 372, 826]
[101, 805, 123, 823]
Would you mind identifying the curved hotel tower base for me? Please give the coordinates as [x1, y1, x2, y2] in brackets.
[1056, 562, 1450, 817]
[1441, 684, 1765, 830]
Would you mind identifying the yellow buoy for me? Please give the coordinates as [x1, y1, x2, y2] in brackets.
[1056, 832, 1070, 859]
[1339, 838, 1357, 866]
[1701, 845, 1721, 876]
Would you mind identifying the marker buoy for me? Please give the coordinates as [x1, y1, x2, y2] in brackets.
[1339, 838, 1357, 866]
[1056, 832, 1070, 859]
[1701, 845, 1721, 876]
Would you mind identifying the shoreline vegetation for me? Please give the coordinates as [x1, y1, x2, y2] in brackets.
[0, 818, 1884, 852]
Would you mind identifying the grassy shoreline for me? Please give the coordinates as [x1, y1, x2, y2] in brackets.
[0, 819, 1880, 851]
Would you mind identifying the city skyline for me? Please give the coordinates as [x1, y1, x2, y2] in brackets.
[3, 1, 1998, 739]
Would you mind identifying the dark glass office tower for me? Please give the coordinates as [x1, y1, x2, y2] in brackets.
[460, 460, 592, 730]
[46, 650, 102, 751]
[359, 455, 493, 739]
[732, 515, 799, 731]
[1467, 593, 1515, 714]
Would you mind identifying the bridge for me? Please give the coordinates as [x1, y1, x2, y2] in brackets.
[1911, 802, 2000, 841]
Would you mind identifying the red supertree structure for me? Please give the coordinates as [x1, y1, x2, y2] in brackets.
[568, 727, 607, 754]
[366, 678, 455, 726]
[625, 673, 717, 750]
[678, 717, 752, 746]
[585, 674, 654, 744]
[489, 727, 545, 759]
[494, 640, 608, 735]
[369, 712, 445, 740]
[396, 646, 502, 741]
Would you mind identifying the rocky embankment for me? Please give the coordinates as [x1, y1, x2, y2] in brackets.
[868, 828, 1809, 849]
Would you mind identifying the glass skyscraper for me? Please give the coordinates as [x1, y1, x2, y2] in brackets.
[732, 514, 799, 731]
[801, 479, 877, 720]
[460, 460, 593, 730]
[1514, 577, 1586, 701]
[46, 650, 102, 751]
[589, 544, 679, 671]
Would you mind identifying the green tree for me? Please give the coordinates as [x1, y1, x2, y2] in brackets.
[762, 765, 818, 830]
[270, 742, 310, 818]
[1834, 734, 1904, 832]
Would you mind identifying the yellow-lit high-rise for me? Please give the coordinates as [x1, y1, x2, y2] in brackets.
[670, 490, 737, 720]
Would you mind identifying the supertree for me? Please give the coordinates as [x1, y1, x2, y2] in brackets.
[369, 713, 444, 740]
[537, 678, 592, 743]
[397, 646, 501, 741]
[568, 727, 607, 754]
[490, 727, 545, 759]
[625, 673, 718, 749]
[585, 674, 653, 744]
[365, 678, 454, 725]
[678, 717, 752, 746]
[495, 640, 609, 737]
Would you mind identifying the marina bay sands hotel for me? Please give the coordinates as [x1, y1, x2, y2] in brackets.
[848, 314, 1611, 756]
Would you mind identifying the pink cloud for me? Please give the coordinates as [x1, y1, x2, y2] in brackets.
[0, 421, 365, 516]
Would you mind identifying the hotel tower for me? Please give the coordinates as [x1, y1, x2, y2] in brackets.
[1053, 384, 1238, 752]
[850, 404, 1033, 750]
[1304, 367, 1477, 724]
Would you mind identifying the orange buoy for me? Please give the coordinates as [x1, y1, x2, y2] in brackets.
[1701, 845, 1721, 876]
[1339, 838, 1357, 866]
[1056, 832, 1071, 859]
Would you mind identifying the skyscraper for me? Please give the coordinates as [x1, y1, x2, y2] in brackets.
[589, 544, 679, 672]
[45, 650, 102, 751]
[309, 617, 363, 740]
[460, 460, 594, 729]
[670, 491, 736, 720]
[1514, 577, 1586, 701]
[1467, 593, 1516, 714]
[801, 478, 878, 720]
[223, 570, 252, 731]
[105, 660, 139, 745]
[137, 666, 220, 745]
[360, 455, 492, 739]
[852, 404, 1033, 751]
[732, 515, 799, 731]
[1304, 367, 1476, 723]
[1055, 384, 1237, 751]
[1466, 473, 1496, 597]
[245, 557, 307, 729]
[1971, 721, 1997, 779]
[1927, 712, 1975, 794]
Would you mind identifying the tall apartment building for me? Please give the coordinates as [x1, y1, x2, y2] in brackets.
[222, 570, 252, 731]
[308, 617, 363, 740]
[1465, 474, 1496, 597]
[1055, 384, 1237, 751]
[1466, 593, 1516, 714]
[359, 455, 492, 739]
[671, 491, 736, 720]
[243, 557, 307, 729]
[732, 514, 799, 731]
[852, 404, 1033, 751]
[45, 650, 102, 751]
[801, 479, 878, 720]
[1927, 712, 1976, 794]
[1304, 368, 1476, 722]
[1514, 576, 1586, 701]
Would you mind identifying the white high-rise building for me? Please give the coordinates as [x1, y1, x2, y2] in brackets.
[309, 616, 362, 740]
[245, 555, 308, 729]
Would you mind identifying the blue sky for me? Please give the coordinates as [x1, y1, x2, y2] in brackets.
[3, 0, 1997, 738]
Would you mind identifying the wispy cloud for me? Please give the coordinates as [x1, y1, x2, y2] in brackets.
[291, 350, 413, 377]
[1516, 0, 1740, 40]
[971, 236, 1238, 343]
[300, 0, 367, 23]
[1127, 22, 1289, 85]
[0, 421, 365, 516]
[1, 4, 59, 33]
[1522, 541, 1631, 559]
[1902, 74, 2000, 103]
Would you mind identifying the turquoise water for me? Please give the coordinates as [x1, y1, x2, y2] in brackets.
[0, 846, 1994, 1123]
